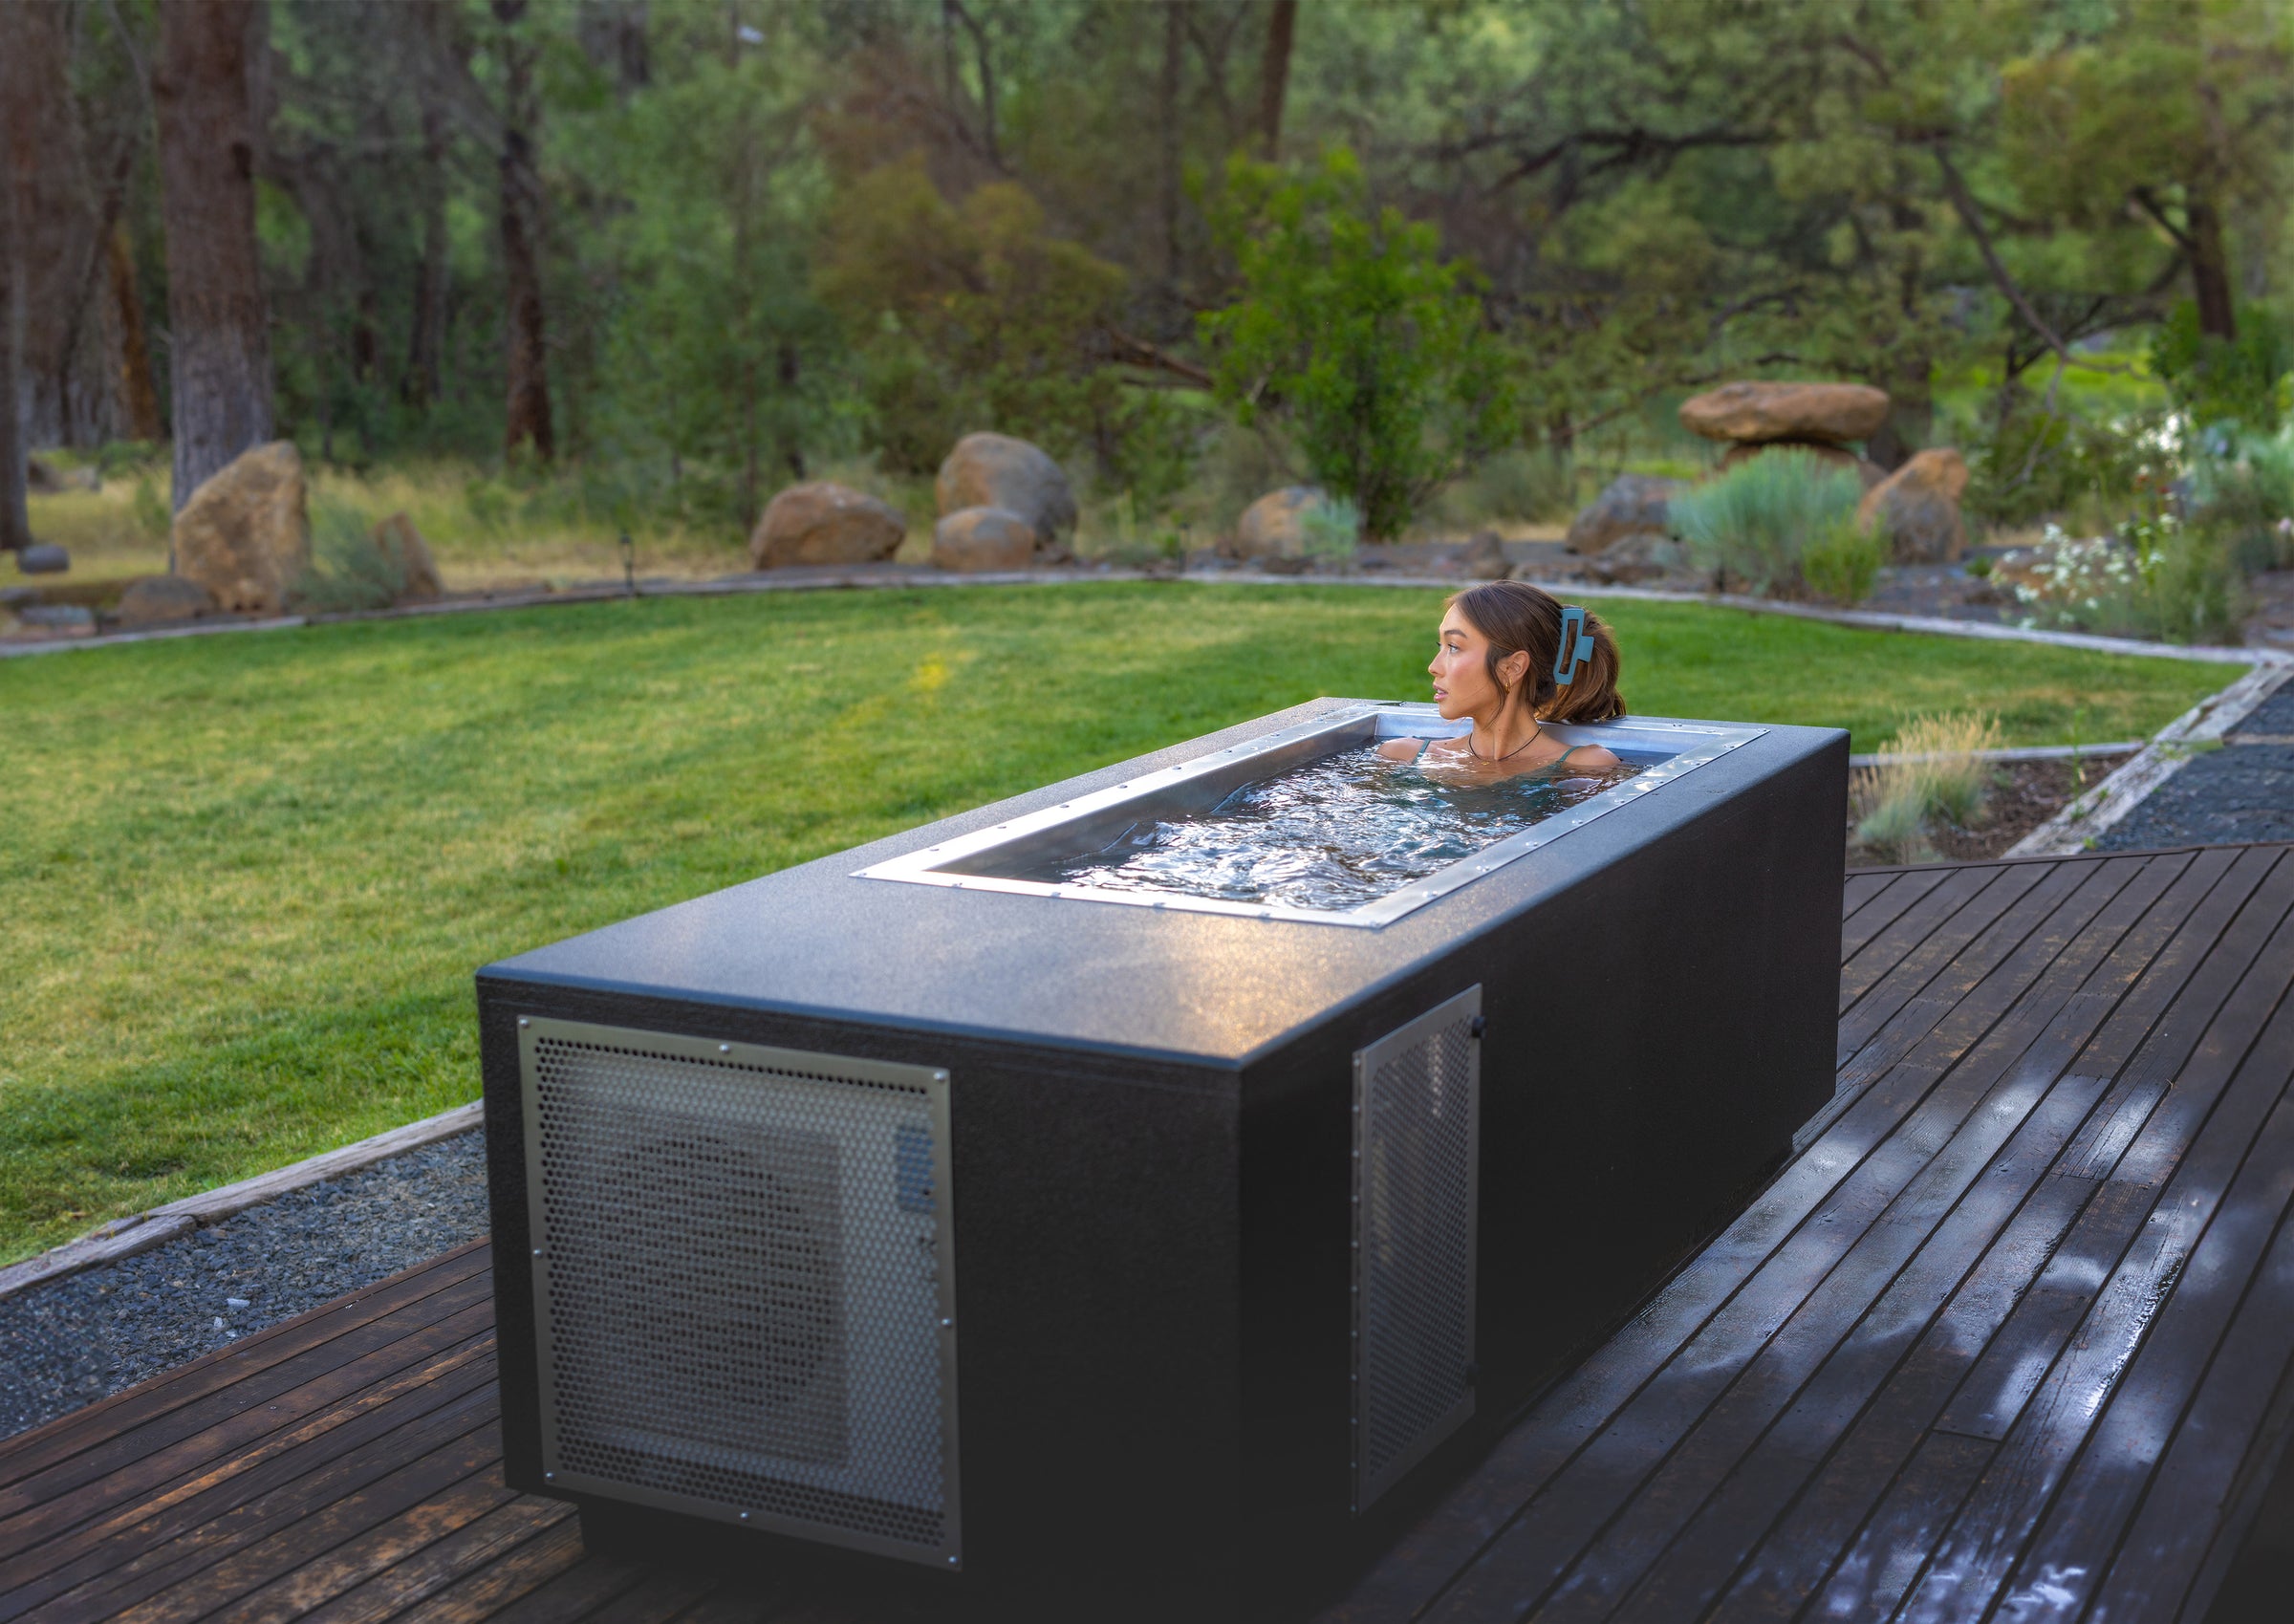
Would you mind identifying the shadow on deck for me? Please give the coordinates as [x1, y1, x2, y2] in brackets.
[9, 846, 2294, 1622]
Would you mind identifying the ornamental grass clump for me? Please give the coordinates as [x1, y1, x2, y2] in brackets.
[1853, 711, 2002, 864]
[1668, 449, 1879, 601]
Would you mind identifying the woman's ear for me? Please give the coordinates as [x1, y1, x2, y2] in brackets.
[1502, 649, 1530, 689]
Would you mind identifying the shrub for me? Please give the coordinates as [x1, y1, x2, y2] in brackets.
[1299, 495, 1363, 566]
[2001, 518, 2245, 644]
[1667, 450, 1870, 598]
[1201, 148, 1515, 541]
[2187, 421, 2294, 572]
[1801, 512, 1890, 605]
[1853, 712, 2002, 862]
[2151, 300, 2294, 433]
[1438, 445, 1577, 529]
[291, 501, 404, 614]
[1964, 401, 2171, 529]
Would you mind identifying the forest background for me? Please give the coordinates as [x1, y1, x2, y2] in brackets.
[2, 0, 2292, 581]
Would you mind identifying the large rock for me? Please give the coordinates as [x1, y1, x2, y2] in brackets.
[171, 441, 309, 616]
[1566, 474, 1682, 554]
[1456, 531, 1509, 579]
[116, 574, 218, 626]
[748, 481, 907, 569]
[932, 507, 1038, 573]
[1858, 447, 1970, 563]
[1591, 531, 1688, 585]
[1680, 381, 1892, 445]
[1234, 487, 1330, 561]
[371, 511, 444, 600]
[935, 433, 1076, 546]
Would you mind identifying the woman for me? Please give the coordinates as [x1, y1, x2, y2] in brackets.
[1378, 579, 1627, 773]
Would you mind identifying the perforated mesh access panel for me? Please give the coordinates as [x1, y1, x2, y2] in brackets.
[1353, 985, 1481, 1512]
[518, 1018, 959, 1567]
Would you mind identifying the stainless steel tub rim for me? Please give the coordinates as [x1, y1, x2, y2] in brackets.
[853, 704, 1769, 928]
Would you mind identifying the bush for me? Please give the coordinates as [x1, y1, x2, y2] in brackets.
[291, 501, 404, 615]
[1438, 445, 1577, 529]
[2002, 517, 2245, 644]
[1853, 712, 2002, 863]
[1299, 495, 1362, 566]
[1667, 450, 1872, 599]
[2151, 301, 2293, 433]
[1802, 512, 1890, 605]
[1201, 148, 1515, 541]
[2188, 421, 2294, 572]
[1964, 401, 2171, 529]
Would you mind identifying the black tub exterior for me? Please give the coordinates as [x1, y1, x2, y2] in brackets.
[475, 698, 1847, 1616]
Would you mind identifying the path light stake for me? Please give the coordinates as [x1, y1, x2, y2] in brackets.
[619, 531, 636, 597]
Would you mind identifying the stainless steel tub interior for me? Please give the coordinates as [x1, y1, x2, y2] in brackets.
[854, 704, 1768, 928]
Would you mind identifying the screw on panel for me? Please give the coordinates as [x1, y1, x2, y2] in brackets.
[544, 1470, 554, 1480]
[518, 1018, 530, 1028]
[941, 1317, 955, 1329]
[1470, 1015, 1488, 1038]
[532, 1248, 543, 1257]
[740, 1511, 750, 1521]
[719, 1044, 731, 1053]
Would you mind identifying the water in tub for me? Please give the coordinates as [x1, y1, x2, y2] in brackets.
[1034, 744, 1645, 912]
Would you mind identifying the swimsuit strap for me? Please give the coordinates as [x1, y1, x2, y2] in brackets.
[1415, 737, 1435, 762]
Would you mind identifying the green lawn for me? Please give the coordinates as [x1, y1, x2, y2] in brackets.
[0, 584, 2230, 1261]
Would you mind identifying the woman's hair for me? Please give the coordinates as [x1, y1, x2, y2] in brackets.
[1446, 580, 1627, 724]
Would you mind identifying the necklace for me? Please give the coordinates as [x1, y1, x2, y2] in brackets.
[1467, 721, 1542, 764]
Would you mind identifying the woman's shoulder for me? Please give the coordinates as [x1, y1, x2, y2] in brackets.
[1376, 737, 1426, 762]
[1555, 742, 1622, 769]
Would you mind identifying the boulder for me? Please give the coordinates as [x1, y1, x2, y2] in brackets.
[1566, 474, 1682, 554]
[748, 481, 908, 569]
[171, 441, 309, 616]
[1680, 381, 1892, 445]
[935, 434, 1076, 544]
[1858, 447, 1970, 564]
[932, 506, 1039, 573]
[14, 543, 70, 574]
[1457, 531, 1509, 579]
[1716, 441, 1887, 487]
[117, 573, 219, 626]
[1234, 487, 1329, 562]
[1591, 530, 1688, 585]
[371, 512, 444, 600]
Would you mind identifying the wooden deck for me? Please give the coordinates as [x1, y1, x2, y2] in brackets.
[11, 846, 2294, 1622]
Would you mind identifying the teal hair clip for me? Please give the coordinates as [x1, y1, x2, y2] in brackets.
[1552, 605, 1593, 687]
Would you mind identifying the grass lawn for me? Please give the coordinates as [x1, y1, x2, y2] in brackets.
[0, 583, 2231, 1262]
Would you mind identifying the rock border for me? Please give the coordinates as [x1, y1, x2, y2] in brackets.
[1848, 741, 2142, 769]
[0, 1100, 482, 1304]
[5, 564, 2284, 670]
[2003, 661, 2294, 857]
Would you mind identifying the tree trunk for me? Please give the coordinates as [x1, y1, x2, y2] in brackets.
[404, 0, 457, 407]
[494, 0, 554, 463]
[1258, 0, 1297, 160]
[153, 0, 274, 510]
[0, 89, 30, 554]
[1160, 0, 1184, 283]
[2, 0, 123, 449]
[2188, 191, 2237, 341]
[107, 223, 165, 442]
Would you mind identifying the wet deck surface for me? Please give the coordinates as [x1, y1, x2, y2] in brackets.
[9, 847, 2294, 1622]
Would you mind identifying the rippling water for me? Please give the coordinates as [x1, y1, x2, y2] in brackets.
[1040, 744, 1645, 912]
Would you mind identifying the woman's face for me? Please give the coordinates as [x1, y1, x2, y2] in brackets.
[1430, 607, 1528, 721]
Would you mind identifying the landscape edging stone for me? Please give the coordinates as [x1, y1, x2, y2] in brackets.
[0, 1099, 483, 1302]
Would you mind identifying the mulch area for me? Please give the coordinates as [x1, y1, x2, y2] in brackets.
[1847, 756, 2091, 869]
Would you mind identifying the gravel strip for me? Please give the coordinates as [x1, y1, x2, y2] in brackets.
[2102, 685, 2294, 851]
[0, 1131, 488, 1440]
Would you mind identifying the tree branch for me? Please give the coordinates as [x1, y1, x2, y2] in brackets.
[1930, 142, 2075, 363]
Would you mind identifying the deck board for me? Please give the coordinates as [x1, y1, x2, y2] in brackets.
[11, 848, 2294, 1622]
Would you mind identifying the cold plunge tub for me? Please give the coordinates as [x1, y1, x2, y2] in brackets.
[476, 698, 1848, 1618]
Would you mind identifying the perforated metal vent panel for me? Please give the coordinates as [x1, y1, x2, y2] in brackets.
[1352, 985, 1481, 1512]
[517, 1018, 960, 1567]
